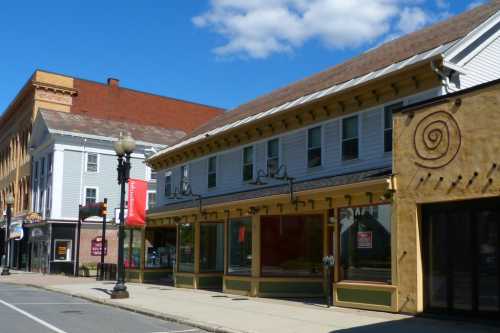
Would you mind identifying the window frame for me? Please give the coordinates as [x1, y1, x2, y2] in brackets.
[85, 152, 99, 173]
[53, 239, 73, 262]
[47, 153, 53, 175]
[242, 145, 255, 182]
[147, 190, 156, 210]
[383, 102, 404, 153]
[84, 186, 98, 206]
[207, 156, 217, 189]
[341, 115, 360, 161]
[164, 170, 172, 197]
[180, 164, 189, 193]
[266, 138, 280, 176]
[307, 126, 323, 168]
[337, 202, 392, 284]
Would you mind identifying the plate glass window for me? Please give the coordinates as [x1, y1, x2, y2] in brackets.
[208, 156, 217, 188]
[145, 228, 176, 269]
[179, 224, 195, 272]
[85, 188, 97, 206]
[164, 171, 172, 197]
[339, 204, 392, 283]
[228, 218, 252, 275]
[47, 153, 53, 174]
[342, 116, 359, 160]
[200, 223, 224, 272]
[87, 153, 98, 172]
[308, 126, 322, 168]
[384, 102, 403, 152]
[243, 146, 254, 181]
[54, 240, 72, 262]
[267, 139, 279, 176]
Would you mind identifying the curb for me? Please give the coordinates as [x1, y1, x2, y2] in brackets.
[13, 283, 250, 333]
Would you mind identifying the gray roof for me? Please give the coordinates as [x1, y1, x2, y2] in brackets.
[39, 109, 186, 146]
[149, 167, 391, 214]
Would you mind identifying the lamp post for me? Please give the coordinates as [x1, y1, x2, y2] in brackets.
[111, 133, 135, 299]
[1, 193, 14, 276]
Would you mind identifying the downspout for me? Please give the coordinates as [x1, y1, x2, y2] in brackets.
[431, 61, 450, 94]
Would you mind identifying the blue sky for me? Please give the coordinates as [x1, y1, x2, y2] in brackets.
[0, 1, 486, 112]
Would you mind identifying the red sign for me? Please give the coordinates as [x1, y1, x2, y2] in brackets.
[127, 179, 147, 226]
[91, 237, 108, 256]
[357, 231, 373, 249]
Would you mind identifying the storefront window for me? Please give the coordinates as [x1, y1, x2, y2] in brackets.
[124, 229, 131, 267]
[261, 215, 323, 276]
[54, 239, 72, 262]
[145, 228, 176, 269]
[179, 224, 195, 272]
[228, 218, 252, 275]
[339, 204, 392, 283]
[124, 229, 142, 269]
[200, 223, 224, 272]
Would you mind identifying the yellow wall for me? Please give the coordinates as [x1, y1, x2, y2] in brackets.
[393, 83, 500, 313]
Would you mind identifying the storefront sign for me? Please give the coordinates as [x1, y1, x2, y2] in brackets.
[127, 179, 147, 226]
[9, 221, 24, 240]
[357, 231, 373, 249]
[91, 237, 107, 256]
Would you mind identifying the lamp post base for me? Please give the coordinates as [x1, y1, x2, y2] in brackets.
[110, 289, 129, 299]
[1, 268, 10, 276]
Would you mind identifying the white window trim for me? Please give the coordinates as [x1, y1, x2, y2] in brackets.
[241, 145, 256, 182]
[265, 138, 281, 173]
[164, 170, 172, 196]
[85, 152, 99, 173]
[306, 125, 324, 169]
[340, 114, 361, 161]
[207, 155, 218, 189]
[146, 166, 157, 182]
[53, 239, 73, 262]
[84, 186, 99, 205]
[147, 190, 156, 209]
[180, 164, 190, 192]
[382, 101, 405, 154]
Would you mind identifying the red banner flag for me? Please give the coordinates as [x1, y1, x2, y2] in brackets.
[127, 179, 147, 226]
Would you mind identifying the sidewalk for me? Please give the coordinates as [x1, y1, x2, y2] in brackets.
[0, 271, 497, 333]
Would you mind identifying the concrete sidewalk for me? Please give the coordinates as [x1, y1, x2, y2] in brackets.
[0, 272, 497, 333]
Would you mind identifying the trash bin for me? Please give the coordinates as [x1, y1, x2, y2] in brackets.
[97, 263, 117, 281]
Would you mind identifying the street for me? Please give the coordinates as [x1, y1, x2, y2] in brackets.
[0, 283, 206, 333]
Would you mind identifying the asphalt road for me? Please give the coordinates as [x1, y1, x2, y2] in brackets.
[0, 283, 206, 333]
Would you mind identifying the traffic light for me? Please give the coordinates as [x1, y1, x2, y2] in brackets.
[99, 201, 108, 217]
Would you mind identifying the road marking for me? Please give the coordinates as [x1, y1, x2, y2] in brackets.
[12, 302, 91, 305]
[0, 299, 69, 333]
[151, 329, 200, 333]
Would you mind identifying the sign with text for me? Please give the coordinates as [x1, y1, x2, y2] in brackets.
[357, 231, 373, 249]
[126, 179, 147, 226]
[91, 237, 108, 256]
[9, 221, 24, 240]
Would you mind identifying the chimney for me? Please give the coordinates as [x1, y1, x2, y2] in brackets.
[107, 77, 120, 87]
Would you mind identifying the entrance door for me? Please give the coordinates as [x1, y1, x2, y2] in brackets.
[422, 198, 500, 317]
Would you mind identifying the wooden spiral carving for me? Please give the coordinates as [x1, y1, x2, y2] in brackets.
[413, 111, 461, 169]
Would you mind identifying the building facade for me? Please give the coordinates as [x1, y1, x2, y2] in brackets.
[141, 3, 500, 315]
[0, 69, 222, 271]
[22, 109, 187, 275]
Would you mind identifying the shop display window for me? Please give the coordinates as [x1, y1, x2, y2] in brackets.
[145, 228, 176, 269]
[228, 218, 252, 275]
[54, 239, 72, 262]
[339, 204, 392, 283]
[179, 224, 195, 272]
[261, 215, 323, 276]
[200, 223, 224, 272]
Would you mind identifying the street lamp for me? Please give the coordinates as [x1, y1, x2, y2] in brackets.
[1, 193, 14, 276]
[111, 133, 135, 299]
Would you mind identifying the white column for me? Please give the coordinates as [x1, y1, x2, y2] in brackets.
[51, 147, 64, 219]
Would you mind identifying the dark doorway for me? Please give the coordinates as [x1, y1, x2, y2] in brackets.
[422, 197, 500, 317]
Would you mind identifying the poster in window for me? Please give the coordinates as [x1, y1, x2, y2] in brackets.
[357, 231, 373, 249]
[55, 241, 70, 261]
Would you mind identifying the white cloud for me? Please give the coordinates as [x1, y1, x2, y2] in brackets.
[193, 0, 453, 59]
[467, 1, 485, 10]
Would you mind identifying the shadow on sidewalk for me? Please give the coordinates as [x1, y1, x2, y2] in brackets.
[329, 316, 499, 333]
[92, 287, 112, 296]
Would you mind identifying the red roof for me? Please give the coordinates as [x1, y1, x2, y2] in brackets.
[71, 78, 224, 134]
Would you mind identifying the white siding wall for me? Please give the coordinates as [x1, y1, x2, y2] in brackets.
[459, 35, 500, 89]
[157, 88, 441, 206]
